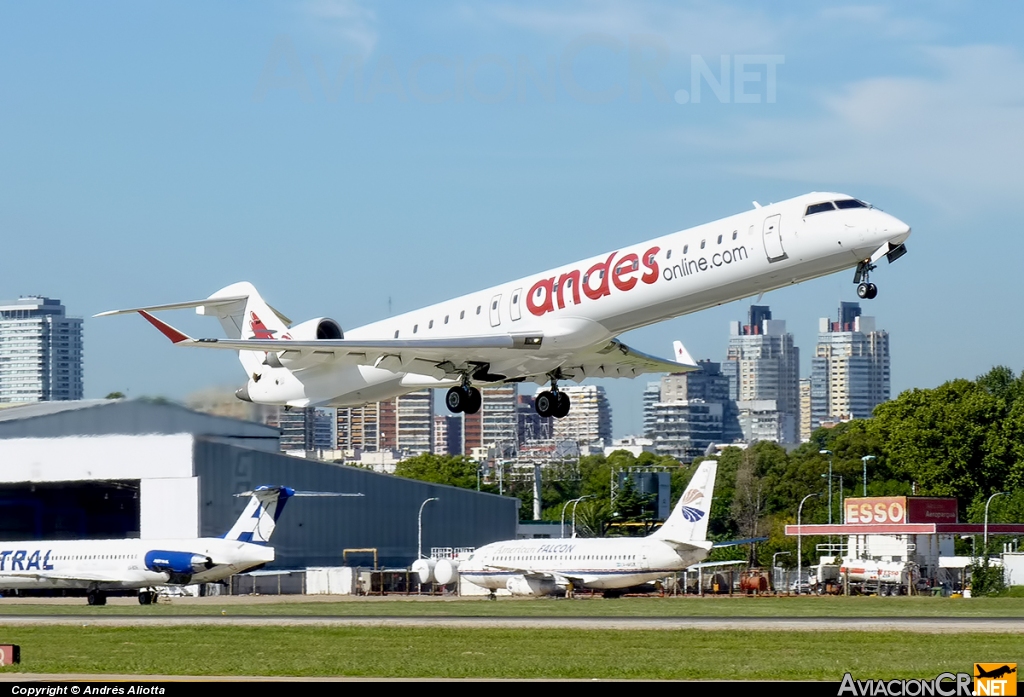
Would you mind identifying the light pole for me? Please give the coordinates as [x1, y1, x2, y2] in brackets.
[983, 491, 1007, 557]
[773, 551, 791, 593]
[861, 455, 875, 496]
[819, 450, 833, 525]
[561, 496, 586, 539]
[418, 497, 439, 560]
[571, 496, 593, 538]
[797, 493, 820, 595]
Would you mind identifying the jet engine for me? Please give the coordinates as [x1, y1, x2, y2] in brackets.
[506, 575, 558, 597]
[262, 318, 344, 370]
[145, 550, 214, 584]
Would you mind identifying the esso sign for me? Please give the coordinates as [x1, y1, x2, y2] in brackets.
[844, 497, 907, 525]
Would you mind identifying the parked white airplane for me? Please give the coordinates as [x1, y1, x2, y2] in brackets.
[99, 192, 910, 417]
[0, 486, 358, 605]
[456, 459, 718, 597]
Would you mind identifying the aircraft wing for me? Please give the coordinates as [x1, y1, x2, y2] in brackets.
[105, 310, 694, 382]
[555, 339, 699, 380]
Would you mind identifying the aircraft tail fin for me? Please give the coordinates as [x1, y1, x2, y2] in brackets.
[197, 282, 291, 376]
[223, 486, 296, 545]
[223, 487, 363, 545]
[649, 459, 717, 546]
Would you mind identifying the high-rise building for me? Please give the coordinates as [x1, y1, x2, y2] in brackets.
[810, 302, 890, 430]
[722, 305, 800, 443]
[546, 384, 612, 448]
[660, 361, 741, 442]
[336, 389, 433, 458]
[798, 378, 812, 442]
[650, 399, 723, 462]
[0, 296, 83, 403]
[432, 415, 462, 456]
[642, 381, 661, 437]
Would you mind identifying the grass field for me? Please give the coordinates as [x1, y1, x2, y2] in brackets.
[0, 625, 1019, 679]
[0, 596, 1019, 679]
[0, 594, 1023, 617]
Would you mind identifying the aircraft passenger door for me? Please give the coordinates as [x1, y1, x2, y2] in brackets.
[510, 288, 522, 321]
[489, 293, 502, 328]
[762, 214, 788, 262]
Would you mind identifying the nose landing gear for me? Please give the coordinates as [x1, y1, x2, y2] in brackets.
[854, 261, 878, 299]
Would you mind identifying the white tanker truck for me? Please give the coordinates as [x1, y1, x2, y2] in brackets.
[837, 560, 918, 596]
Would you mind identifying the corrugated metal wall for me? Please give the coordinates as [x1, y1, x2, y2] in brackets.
[194, 438, 519, 569]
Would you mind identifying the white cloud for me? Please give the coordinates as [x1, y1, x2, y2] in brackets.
[484, 1, 787, 56]
[674, 44, 1024, 210]
[305, 0, 378, 55]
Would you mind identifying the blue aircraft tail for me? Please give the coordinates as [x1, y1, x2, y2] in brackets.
[223, 486, 295, 545]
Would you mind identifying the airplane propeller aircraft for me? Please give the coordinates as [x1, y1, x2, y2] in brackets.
[0, 486, 361, 605]
[455, 459, 719, 597]
[99, 192, 910, 417]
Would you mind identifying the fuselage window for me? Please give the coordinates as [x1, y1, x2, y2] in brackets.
[805, 201, 836, 216]
[717, 234, 722, 244]
[732, 231, 738, 240]
[476, 306, 481, 315]
[700, 239, 706, 249]
[413, 324, 418, 334]
[666, 249, 672, 259]
[444, 315, 449, 324]
[683, 244, 688, 254]
[428, 320, 434, 329]
[460, 311, 465, 320]
[394, 330, 399, 338]
[492, 300, 498, 310]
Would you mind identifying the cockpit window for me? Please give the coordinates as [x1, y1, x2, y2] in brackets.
[805, 202, 836, 216]
[834, 199, 868, 209]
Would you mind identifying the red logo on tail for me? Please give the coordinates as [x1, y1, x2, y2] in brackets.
[249, 312, 277, 339]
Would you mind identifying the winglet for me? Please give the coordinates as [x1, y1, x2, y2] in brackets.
[673, 341, 698, 369]
[139, 310, 193, 344]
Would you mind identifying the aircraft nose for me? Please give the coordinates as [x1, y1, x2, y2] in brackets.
[877, 212, 911, 245]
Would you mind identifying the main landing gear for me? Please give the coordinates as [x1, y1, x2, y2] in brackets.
[535, 377, 571, 420]
[138, 590, 158, 605]
[854, 260, 878, 299]
[446, 383, 482, 415]
[87, 589, 107, 606]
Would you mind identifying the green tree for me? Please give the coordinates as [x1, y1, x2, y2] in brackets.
[393, 454, 489, 491]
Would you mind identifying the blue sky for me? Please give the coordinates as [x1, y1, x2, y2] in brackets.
[2, 1, 1022, 436]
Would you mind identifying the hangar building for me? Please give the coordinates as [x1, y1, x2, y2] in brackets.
[0, 399, 518, 569]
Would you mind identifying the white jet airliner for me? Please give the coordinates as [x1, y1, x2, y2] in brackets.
[0, 486, 358, 605]
[99, 192, 910, 417]
[456, 459, 718, 597]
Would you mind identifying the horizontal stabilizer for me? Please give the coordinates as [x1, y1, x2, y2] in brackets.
[94, 295, 249, 318]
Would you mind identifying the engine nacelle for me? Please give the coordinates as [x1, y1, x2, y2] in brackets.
[263, 318, 344, 370]
[506, 575, 558, 597]
[145, 550, 214, 576]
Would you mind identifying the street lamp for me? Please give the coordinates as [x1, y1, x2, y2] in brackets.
[797, 493, 820, 595]
[983, 491, 1008, 557]
[773, 551, 791, 592]
[571, 496, 593, 538]
[418, 497, 439, 560]
[861, 455, 876, 497]
[561, 497, 585, 539]
[819, 450, 834, 525]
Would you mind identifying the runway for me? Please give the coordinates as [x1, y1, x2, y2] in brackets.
[0, 614, 1019, 632]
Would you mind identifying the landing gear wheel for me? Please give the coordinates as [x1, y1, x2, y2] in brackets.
[535, 390, 555, 418]
[138, 591, 157, 605]
[857, 282, 870, 299]
[553, 391, 571, 419]
[446, 386, 466, 413]
[463, 386, 482, 415]
[866, 283, 878, 299]
[87, 590, 107, 606]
